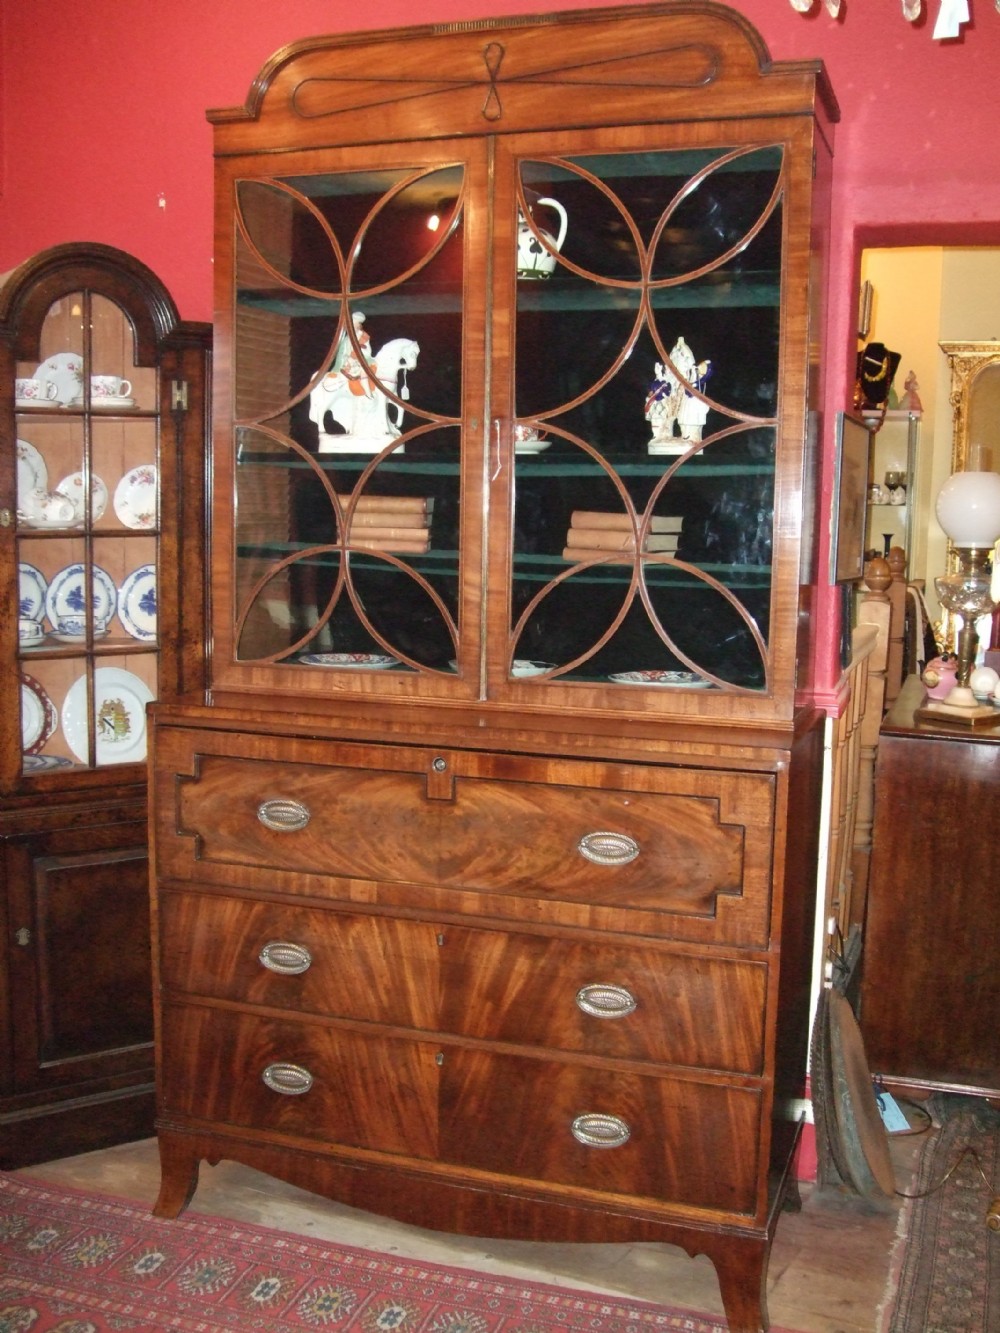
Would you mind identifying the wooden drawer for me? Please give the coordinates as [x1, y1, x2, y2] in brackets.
[159, 1002, 760, 1215]
[157, 890, 767, 1073]
[440, 1048, 761, 1215]
[159, 1002, 438, 1158]
[153, 727, 775, 947]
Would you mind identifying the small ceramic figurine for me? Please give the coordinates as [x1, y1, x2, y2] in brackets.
[897, 370, 923, 413]
[309, 312, 419, 454]
[645, 337, 712, 454]
[921, 652, 959, 699]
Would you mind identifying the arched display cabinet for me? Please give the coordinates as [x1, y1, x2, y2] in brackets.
[0, 243, 210, 1165]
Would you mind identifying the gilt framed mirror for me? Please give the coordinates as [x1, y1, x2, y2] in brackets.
[939, 340, 1000, 472]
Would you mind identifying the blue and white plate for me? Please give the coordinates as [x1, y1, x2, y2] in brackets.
[45, 562, 117, 628]
[118, 564, 157, 640]
[18, 563, 48, 619]
[23, 753, 74, 772]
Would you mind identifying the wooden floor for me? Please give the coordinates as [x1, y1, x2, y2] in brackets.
[14, 1128, 927, 1332]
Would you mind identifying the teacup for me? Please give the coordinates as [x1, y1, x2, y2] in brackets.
[91, 375, 132, 399]
[513, 424, 546, 445]
[15, 377, 57, 403]
[18, 488, 77, 527]
[18, 617, 43, 644]
[54, 614, 108, 639]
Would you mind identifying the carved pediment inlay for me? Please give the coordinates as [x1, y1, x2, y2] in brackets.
[290, 39, 721, 126]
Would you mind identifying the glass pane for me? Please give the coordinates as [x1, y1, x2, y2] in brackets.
[233, 164, 465, 671]
[510, 146, 783, 692]
[16, 290, 159, 775]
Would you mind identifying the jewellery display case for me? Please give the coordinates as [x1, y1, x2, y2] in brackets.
[148, 8, 837, 1329]
[0, 244, 210, 1165]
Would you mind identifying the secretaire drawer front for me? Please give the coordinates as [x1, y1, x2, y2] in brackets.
[440, 1050, 761, 1215]
[157, 892, 441, 1030]
[155, 731, 775, 946]
[159, 1003, 438, 1157]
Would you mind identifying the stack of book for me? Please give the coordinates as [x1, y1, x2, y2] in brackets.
[338, 494, 433, 553]
[562, 510, 682, 560]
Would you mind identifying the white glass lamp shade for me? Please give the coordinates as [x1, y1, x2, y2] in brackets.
[935, 469, 1000, 547]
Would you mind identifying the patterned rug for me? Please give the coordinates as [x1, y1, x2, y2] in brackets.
[0, 1171, 796, 1332]
[880, 1094, 1000, 1332]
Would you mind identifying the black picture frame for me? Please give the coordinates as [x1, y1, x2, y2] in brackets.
[830, 412, 872, 585]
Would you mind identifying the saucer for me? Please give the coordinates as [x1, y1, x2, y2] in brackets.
[55, 471, 108, 524]
[608, 669, 712, 687]
[511, 659, 556, 677]
[90, 397, 137, 411]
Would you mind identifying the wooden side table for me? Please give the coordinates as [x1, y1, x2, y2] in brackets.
[860, 675, 1000, 1099]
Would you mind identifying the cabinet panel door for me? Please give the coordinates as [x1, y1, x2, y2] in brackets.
[440, 1049, 761, 1215]
[5, 828, 152, 1093]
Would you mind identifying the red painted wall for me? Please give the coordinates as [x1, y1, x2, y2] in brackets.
[3, 0, 1000, 692]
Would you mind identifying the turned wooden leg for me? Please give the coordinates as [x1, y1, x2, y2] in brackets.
[709, 1238, 769, 1333]
[153, 1132, 201, 1218]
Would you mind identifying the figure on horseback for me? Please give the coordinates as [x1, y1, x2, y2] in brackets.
[310, 312, 420, 453]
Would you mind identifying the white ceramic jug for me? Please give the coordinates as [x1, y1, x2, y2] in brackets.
[516, 197, 568, 280]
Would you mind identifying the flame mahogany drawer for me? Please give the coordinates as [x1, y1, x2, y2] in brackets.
[152, 727, 775, 947]
[159, 1002, 760, 1214]
[157, 890, 767, 1073]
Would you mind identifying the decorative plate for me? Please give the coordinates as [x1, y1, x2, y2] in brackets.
[297, 652, 400, 669]
[18, 562, 48, 619]
[45, 562, 117, 627]
[511, 659, 556, 677]
[22, 753, 74, 772]
[16, 438, 47, 504]
[34, 352, 84, 405]
[608, 669, 712, 687]
[61, 667, 154, 766]
[55, 471, 108, 524]
[113, 465, 158, 529]
[118, 564, 157, 640]
[21, 673, 56, 754]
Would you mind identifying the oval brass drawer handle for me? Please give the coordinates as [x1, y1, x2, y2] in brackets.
[259, 940, 313, 975]
[257, 798, 311, 832]
[575, 983, 637, 1019]
[571, 1112, 631, 1149]
[577, 831, 640, 865]
[261, 1062, 314, 1096]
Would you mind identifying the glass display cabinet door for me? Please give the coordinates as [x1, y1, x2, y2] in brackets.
[14, 290, 159, 776]
[224, 143, 487, 692]
[494, 135, 785, 699]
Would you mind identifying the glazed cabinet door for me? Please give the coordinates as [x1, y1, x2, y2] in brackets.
[1, 246, 209, 790]
[486, 122, 818, 722]
[210, 109, 823, 726]
[212, 140, 489, 697]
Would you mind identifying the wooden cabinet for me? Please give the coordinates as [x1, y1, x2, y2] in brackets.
[148, 9, 836, 1330]
[0, 244, 210, 1166]
[860, 676, 1000, 1099]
